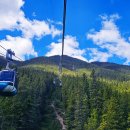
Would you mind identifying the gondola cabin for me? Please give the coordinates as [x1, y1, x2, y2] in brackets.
[0, 70, 17, 96]
[53, 77, 62, 87]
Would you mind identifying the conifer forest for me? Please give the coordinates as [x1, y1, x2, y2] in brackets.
[0, 56, 130, 130]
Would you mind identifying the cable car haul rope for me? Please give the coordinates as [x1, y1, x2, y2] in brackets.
[53, 0, 67, 87]
[0, 45, 22, 61]
[59, 0, 67, 75]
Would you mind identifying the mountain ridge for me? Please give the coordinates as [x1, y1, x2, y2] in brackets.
[1, 54, 130, 72]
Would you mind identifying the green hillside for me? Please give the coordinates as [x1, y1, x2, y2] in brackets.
[0, 56, 130, 130]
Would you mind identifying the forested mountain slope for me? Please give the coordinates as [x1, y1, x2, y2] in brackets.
[0, 66, 129, 130]
[0, 68, 63, 130]
[19, 55, 130, 81]
[0, 55, 130, 130]
[19, 55, 96, 70]
[19, 55, 130, 72]
[92, 61, 130, 73]
[1, 54, 130, 81]
[0, 56, 21, 68]
[1, 55, 130, 74]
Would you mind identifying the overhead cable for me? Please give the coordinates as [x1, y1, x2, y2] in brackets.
[0, 45, 23, 61]
[59, 0, 67, 74]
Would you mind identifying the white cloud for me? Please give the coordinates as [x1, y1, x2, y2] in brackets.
[88, 48, 112, 62]
[0, 0, 61, 38]
[46, 35, 87, 61]
[47, 19, 63, 26]
[18, 18, 61, 39]
[88, 14, 120, 45]
[0, 36, 37, 60]
[87, 14, 130, 64]
[50, 25, 62, 38]
[0, 0, 61, 60]
[0, 0, 24, 30]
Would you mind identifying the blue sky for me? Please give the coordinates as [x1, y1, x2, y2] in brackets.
[0, 0, 130, 65]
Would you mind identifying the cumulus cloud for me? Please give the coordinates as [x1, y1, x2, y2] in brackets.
[47, 19, 63, 26]
[18, 18, 61, 39]
[0, 0, 61, 38]
[0, 0, 61, 60]
[46, 35, 87, 61]
[88, 48, 112, 62]
[87, 14, 130, 64]
[0, 0, 24, 30]
[0, 36, 37, 60]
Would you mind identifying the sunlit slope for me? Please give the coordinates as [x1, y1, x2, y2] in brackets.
[21, 64, 130, 94]
[1, 54, 130, 81]
[22, 63, 130, 81]
[22, 64, 92, 77]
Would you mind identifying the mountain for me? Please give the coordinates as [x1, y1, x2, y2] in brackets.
[92, 61, 130, 71]
[0, 56, 21, 69]
[1, 55, 130, 80]
[18, 55, 130, 81]
[19, 55, 96, 70]
[20, 55, 130, 72]
[1, 54, 130, 71]
[0, 55, 130, 130]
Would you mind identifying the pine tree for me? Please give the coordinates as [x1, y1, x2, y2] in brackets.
[86, 108, 98, 130]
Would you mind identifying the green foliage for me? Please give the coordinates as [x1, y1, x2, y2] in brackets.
[86, 109, 98, 130]
[0, 60, 130, 130]
[0, 68, 62, 130]
[62, 71, 130, 130]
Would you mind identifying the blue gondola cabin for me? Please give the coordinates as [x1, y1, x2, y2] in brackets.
[0, 70, 17, 96]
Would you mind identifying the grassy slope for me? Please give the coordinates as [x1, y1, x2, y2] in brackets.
[22, 64, 130, 94]
[23, 64, 92, 77]
[26, 64, 130, 81]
